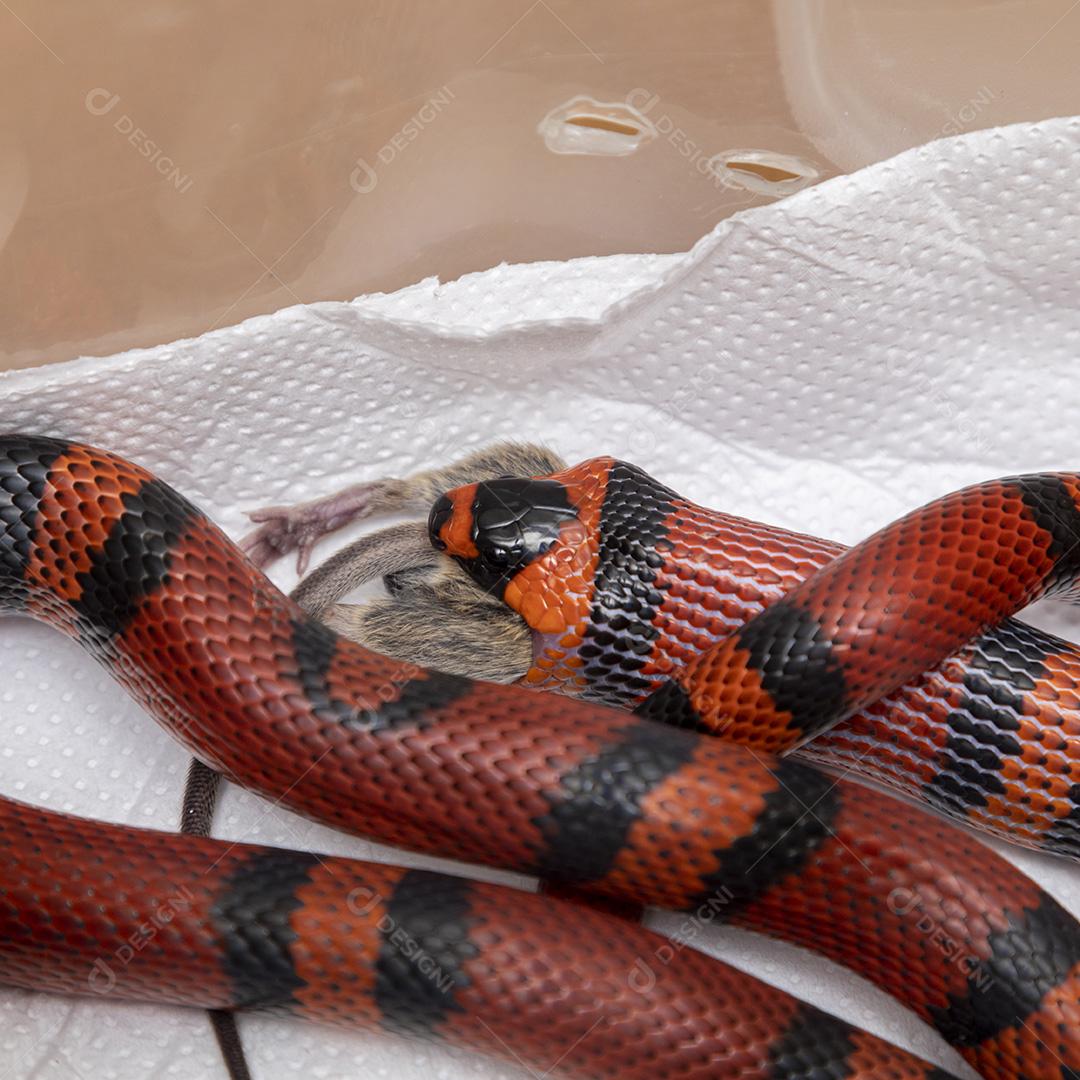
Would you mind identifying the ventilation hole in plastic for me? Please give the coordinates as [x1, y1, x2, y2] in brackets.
[539, 96, 655, 157]
[725, 160, 802, 184]
[709, 150, 820, 197]
[565, 115, 641, 138]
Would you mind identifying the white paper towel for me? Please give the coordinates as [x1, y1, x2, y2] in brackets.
[2, 115, 1080, 1080]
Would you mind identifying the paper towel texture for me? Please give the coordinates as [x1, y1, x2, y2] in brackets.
[2, 116, 1080, 1079]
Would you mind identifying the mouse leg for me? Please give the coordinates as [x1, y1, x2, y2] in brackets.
[240, 441, 566, 572]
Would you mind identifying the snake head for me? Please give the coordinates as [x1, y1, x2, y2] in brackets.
[428, 458, 616, 641]
[428, 476, 581, 598]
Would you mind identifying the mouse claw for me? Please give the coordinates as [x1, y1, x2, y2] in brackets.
[238, 483, 385, 572]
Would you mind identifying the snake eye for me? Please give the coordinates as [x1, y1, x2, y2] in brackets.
[462, 476, 579, 595]
[476, 531, 523, 569]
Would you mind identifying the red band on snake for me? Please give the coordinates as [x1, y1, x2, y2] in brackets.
[1, 436, 1078, 1079]
[9, 796, 961, 1080]
[433, 458, 1080, 861]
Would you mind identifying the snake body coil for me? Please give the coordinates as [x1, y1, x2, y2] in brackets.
[1, 436, 1078, 1078]
[432, 458, 1080, 859]
[8, 796, 955, 1079]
